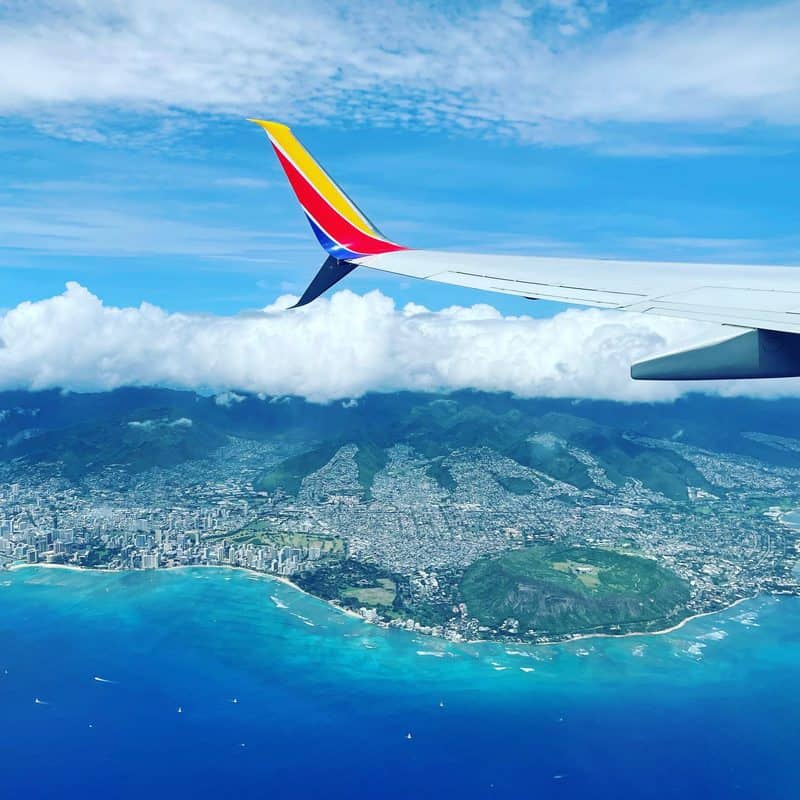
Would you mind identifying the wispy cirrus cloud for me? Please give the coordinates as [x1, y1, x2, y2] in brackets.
[1, 1, 799, 146]
[213, 177, 275, 190]
[0, 202, 305, 261]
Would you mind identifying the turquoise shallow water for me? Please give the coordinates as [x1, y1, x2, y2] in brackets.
[1, 566, 798, 799]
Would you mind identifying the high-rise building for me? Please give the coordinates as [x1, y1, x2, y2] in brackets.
[140, 553, 159, 570]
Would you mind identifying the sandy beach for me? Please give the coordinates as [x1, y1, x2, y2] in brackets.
[7, 562, 115, 574]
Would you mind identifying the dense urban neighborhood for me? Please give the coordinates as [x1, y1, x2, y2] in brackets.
[2, 390, 800, 643]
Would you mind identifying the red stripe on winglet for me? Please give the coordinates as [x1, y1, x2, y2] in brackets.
[271, 145, 405, 257]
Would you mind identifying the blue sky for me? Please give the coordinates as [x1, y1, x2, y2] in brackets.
[0, 0, 799, 400]
[2, 0, 799, 315]
[3, 114, 798, 318]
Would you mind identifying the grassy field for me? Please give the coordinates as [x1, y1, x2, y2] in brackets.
[341, 578, 397, 606]
[460, 545, 691, 636]
[207, 519, 344, 555]
[294, 560, 400, 613]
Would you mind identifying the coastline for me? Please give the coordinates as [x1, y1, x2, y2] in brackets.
[165, 563, 366, 620]
[5, 561, 760, 646]
[6, 561, 366, 622]
[8, 562, 115, 574]
[534, 595, 758, 648]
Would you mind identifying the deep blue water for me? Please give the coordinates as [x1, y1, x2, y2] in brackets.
[1, 566, 798, 800]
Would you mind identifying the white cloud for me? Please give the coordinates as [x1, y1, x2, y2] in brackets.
[128, 417, 193, 429]
[214, 391, 245, 406]
[1, 1, 799, 145]
[2, 281, 800, 403]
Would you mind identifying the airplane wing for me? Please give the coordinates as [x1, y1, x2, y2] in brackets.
[250, 119, 800, 381]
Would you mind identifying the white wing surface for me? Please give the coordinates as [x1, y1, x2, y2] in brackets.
[355, 250, 800, 335]
[252, 119, 800, 380]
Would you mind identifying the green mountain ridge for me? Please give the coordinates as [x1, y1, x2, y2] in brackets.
[4, 387, 800, 495]
[459, 545, 692, 636]
[3, 410, 227, 480]
[255, 403, 717, 500]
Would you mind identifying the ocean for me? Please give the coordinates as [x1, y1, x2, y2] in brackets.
[1, 566, 798, 799]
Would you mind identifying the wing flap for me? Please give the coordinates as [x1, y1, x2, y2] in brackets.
[634, 304, 800, 334]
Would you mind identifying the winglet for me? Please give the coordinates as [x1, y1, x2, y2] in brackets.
[290, 255, 358, 308]
[250, 119, 406, 264]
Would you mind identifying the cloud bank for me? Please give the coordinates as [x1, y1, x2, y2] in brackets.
[2, 282, 800, 403]
[2, 1, 800, 144]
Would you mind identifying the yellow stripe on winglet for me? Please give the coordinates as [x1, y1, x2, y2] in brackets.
[248, 119, 376, 237]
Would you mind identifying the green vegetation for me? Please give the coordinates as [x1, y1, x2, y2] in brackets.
[460, 545, 691, 636]
[536, 413, 714, 501]
[426, 458, 456, 491]
[252, 402, 718, 501]
[2, 413, 226, 480]
[83, 546, 119, 567]
[11, 386, 800, 494]
[495, 475, 535, 495]
[295, 560, 401, 614]
[354, 441, 389, 499]
[255, 440, 388, 498]
[20, 385, 719, 498]
[255, 442, 339, 495]
[207, 519, 344, 555]
[506, 437, 593, 490]
[341, 578, 396, 606]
